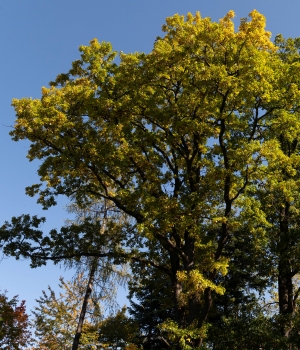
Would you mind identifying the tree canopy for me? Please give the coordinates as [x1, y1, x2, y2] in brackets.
[3, 9, 300, 348]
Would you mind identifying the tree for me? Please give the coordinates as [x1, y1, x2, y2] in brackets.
[0, 291, 31, 349]
[32, 271, 139, 350]
[127, 245, 175, 349]
[63, 199, 131, 350]
[32, 200, 130, 350]
[32, 273, 102, 349]
[204, 225, 277, 349]
[98, 307, 140, 349]
[3, 9, 300, 348]
[72, 258, 98, 350]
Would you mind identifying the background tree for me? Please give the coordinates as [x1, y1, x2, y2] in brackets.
[127, 245, 175, 349]
[32, 200, 130, 349]
[98, 307, 140, 350]
[32, 273, 102, 349]
[64, 199, 131, 350]
[72, 258, 98, 350]
[0, 291, 31, 349]
[204, 225, 277, 349]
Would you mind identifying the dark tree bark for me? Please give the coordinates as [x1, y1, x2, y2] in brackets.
[277, 201, 295, 339]
[72, 260, 97, 350]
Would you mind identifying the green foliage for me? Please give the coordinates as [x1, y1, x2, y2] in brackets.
[128, 254, 175, 349]
[4, 9, 300, 348]
[98, 307, 140, 349]
[32, 273, 102, 349]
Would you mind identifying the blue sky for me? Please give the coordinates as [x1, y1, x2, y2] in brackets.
[1, 0, 300, 318]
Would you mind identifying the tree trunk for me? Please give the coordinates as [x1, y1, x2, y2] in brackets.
[278, 270, 294, 316]
[72, 260, 97, 350]
[278, 202, 295, 339]
[278, 263, 294, 338]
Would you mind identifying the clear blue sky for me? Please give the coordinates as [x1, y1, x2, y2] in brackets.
[0, 0, 300, 317]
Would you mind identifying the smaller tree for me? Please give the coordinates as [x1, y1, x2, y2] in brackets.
[98, 307, 140, 350]
[32, 274, 103, 350]
[128, 254, 175, 349]
[0, 291, 31, 349]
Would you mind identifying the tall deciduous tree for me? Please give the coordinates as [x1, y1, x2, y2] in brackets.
[260, 34, 300, 342]
[3, 9, 300, 348]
